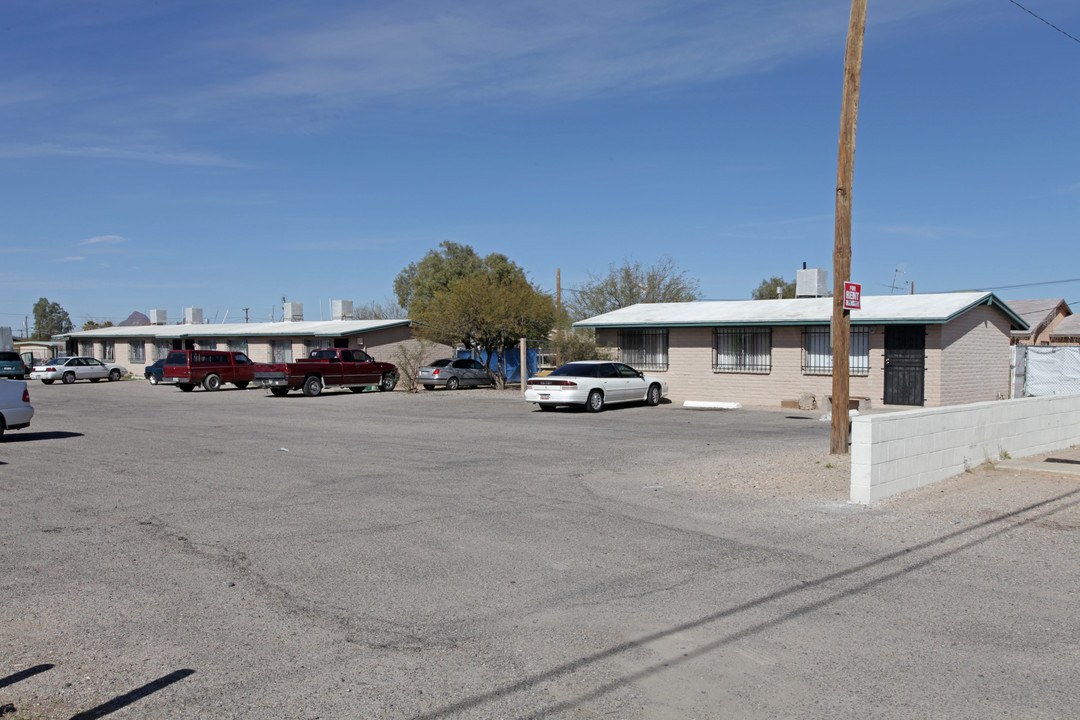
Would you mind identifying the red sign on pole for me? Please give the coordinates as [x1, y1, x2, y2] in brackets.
[843, 281, 861, 310]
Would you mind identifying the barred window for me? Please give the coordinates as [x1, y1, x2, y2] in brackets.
[154, 341, 171, 361]
[306, 338, 331, 356]
[104, 340, 115, 362]
[271, 339, 293, 363]
[802, 326, 870, 376]
[128, 341, 145, 363]
[619, 329, 668, 371]
[228, 339, 249, 354]
[713, 328, 771, 373]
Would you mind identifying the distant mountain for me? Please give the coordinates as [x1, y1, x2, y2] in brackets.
[118, 311, 150, 327]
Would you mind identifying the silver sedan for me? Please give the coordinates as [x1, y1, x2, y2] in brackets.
[524, 361, 667, 412]
[417, 358, 492, 390]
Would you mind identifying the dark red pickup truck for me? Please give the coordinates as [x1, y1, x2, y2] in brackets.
[253, 348, 398, 397]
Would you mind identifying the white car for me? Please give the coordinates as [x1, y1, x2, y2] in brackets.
[525, 360, 668, 412]
[30, 356, 127, 385]
[0, 378, 34, 440]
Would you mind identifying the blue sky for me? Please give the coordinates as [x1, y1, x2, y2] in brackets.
[2, 0, 1078, 328]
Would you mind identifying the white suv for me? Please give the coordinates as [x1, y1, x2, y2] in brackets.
[0, 378, 34, 440]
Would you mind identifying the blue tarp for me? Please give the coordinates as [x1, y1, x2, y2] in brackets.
[461, 349, 539, 382]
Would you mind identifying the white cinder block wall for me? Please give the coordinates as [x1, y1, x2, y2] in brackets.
[850, 393, 1080, 504]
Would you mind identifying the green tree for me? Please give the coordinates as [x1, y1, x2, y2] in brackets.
[565, 255, 700, 321]
[394, 241, 488, 314]
[32, 297, 73, 339]
[751, 276, 797, 300]
[416, 272, 556, 389]
[82, 319, 114, 331]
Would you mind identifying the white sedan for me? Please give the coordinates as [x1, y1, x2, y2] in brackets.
[0, 378, 34, 440]
[30, 356, 127, 385]
[525, 360, 668, 412]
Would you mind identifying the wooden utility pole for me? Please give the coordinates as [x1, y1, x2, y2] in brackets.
[556, 268, 563, 367]
[831, 0, 868, 454]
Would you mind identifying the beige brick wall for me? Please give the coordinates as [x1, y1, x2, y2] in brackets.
[939, 305, 1012, 405]
[606, 326, 882, 409]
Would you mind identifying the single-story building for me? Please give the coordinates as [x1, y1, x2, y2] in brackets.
[574, 292, 1028, 409]
[1006, 298, 1071, 345]
[59, 317, 452, 379]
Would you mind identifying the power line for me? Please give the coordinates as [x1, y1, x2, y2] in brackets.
[1006, 0, 1080, 45]
[977, 277, 1080, 291]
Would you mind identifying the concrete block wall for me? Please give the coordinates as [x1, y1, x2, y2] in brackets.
[939, 305, 1012, 406]
[655, 326, 880, 407]
[850, 393, 1080, 504]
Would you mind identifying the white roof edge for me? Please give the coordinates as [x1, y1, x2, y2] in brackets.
[59, 318, 413, 339]
[574, 292, 1028, 330]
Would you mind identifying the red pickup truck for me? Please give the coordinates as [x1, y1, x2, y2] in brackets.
[253, 348, 398, 397]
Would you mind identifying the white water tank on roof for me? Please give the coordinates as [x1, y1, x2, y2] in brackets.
[150, 309, 167, 325]
[331, 300, 354, 320]
[284, 302, 303, 322]
[796, 268, 829, 298]
[184, 307, 203, 324]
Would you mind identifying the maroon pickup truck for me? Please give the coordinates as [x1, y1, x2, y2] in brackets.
[253, 348, 398, 397]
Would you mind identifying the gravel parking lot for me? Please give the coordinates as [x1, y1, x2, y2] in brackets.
[2, 380, 1078, 719]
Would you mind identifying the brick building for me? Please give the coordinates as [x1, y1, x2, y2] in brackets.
[574, 292, 1027, 409]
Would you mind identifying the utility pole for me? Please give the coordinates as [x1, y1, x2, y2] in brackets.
[242, 308, 249, 323]
[831, 0, 868, 454]
[556, 269, 563, 367]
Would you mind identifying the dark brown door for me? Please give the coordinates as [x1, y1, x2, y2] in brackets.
[884, 325, 925, 406]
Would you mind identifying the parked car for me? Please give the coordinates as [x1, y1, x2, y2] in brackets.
[144, 358, 166, 385]
[162, 350, 255, 391]
[30, 356, 127, 384]
[253, 348, 397, 397]
[417, 357, 492, 390]
[0, 351, 28, 379]
[0, 378, 34, 440]
[524, 360, 668, 412]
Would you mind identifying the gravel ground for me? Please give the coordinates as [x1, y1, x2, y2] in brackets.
[1, 382, 1077, 719]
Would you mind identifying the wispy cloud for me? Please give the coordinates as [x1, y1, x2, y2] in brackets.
[0, 144, 245, 167]
[80, 235, 126, 246]
[58, 256, 85, 262]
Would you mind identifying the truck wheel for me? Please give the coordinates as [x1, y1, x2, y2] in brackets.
[202, 374, 222, 391]
[378, 373, 397, 392]
[148, 375, 159, 385]
[62, 372, 76, 384]
[303, 376, 323, 397]
[445, 376, 459, 391]
[270, 387, 290, 397]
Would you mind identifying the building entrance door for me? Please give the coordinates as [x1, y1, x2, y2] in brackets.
[884, 325, 925, 406]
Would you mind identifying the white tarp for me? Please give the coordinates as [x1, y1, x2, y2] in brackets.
[1024, 346, 1080, 397]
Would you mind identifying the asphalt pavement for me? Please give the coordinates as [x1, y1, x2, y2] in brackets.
[1, 380, 1077, 719]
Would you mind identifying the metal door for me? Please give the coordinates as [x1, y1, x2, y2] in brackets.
[884, 325, 925, 406]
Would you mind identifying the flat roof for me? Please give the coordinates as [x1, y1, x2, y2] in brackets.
[60, 318, 413, 340]
[574, 292, 1028, 330]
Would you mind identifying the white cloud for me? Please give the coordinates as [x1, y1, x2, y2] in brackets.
[58, 256, 85, 262]
[80, 235, 126, 246]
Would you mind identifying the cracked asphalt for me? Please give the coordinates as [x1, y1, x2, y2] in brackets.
[1, 381, 1078, 719]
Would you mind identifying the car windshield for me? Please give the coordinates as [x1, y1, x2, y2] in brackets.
[549, 363, 599, 378]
